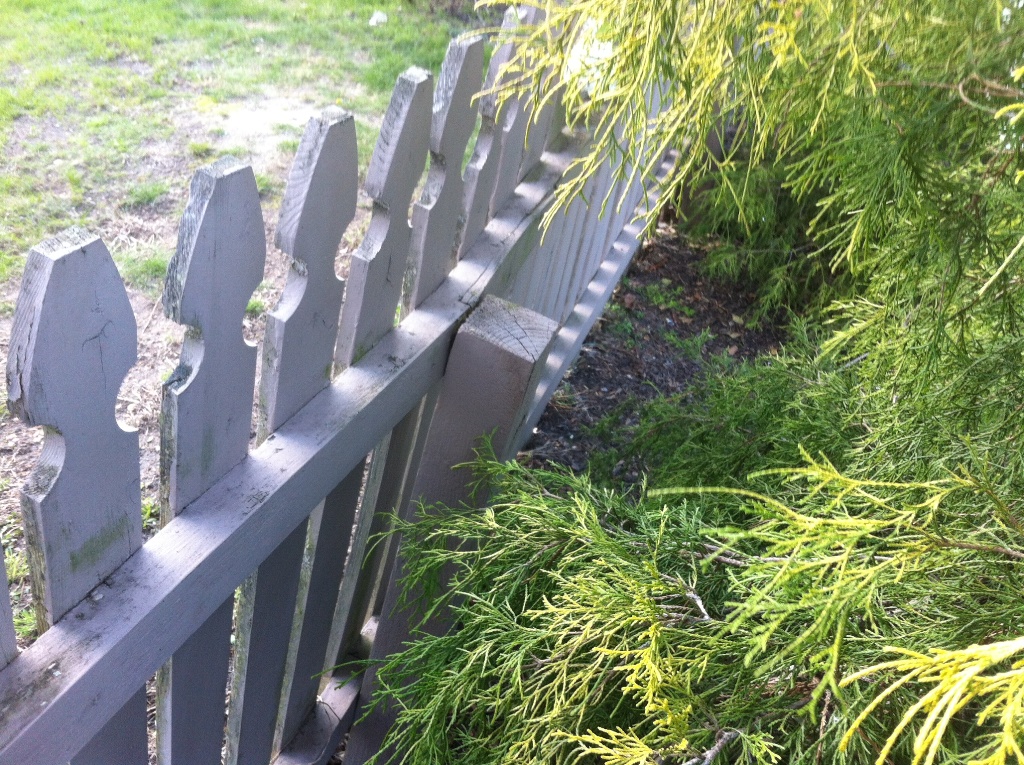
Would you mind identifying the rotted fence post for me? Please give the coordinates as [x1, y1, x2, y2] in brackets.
[343, 294, 558, 765]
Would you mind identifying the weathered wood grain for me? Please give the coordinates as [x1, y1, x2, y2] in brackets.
[7, 228, 142, 628]
[406, 37, 485, 312]
[158, 157, 267, 765]
[262, 108, 358, 436]
[343, 296, 559, 765]
[336, 68, 432, 367]
[0, 144, 573, 765]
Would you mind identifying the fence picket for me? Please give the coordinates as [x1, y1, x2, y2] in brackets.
[322, 430, 391, 670]
[72, 690, 149, 765]
[574, 158, 614, 295]
[489, 5, 546, 217]
[519, 84, 561, 178]
[521, 197, 572, 315]
[8, 229, 142, 626]
[261, 107, 358, 434]
[489, 93, 531, 217]
[557, 164, 608, 321]
[548, 188, 590, 320]
[0, 551, 15, 670]
[405, 36, 485, 312]
[6, 228, 147, 764]
[225, 107, 359, 765]
[330, 383, 441, 666]
[274, 465, 364, 753]
[157, 157, 267, 765]
[455, 6, 520, 259]
[336, 68, 432, 367]
[226, 522, 306, 765]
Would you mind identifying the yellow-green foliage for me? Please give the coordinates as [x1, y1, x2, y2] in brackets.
[366, 2, 1024, 764]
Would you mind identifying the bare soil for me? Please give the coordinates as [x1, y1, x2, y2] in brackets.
[521, 223, 785, 477]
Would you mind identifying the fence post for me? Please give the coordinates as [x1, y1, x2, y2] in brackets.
[343, 294, 558, 765]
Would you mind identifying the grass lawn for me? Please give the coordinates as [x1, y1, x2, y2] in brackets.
[0, 0, 476, 288]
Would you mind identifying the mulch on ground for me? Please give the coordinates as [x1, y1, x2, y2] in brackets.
[521, 222, 785, 477]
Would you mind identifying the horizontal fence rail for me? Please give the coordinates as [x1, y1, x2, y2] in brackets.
[0, 12, 672, 765]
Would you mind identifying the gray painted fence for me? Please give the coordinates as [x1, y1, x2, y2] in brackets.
[0, 18, 671, 765]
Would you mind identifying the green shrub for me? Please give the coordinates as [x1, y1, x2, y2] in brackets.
[367, 2, 1024, 763]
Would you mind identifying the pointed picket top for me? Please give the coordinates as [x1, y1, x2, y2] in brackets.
[406, 36, 485, 311]
[456, 6, 520, 259]
[161, 158, 266, 515]
[261, 108, 358, 437]
[7, 228, 141, 627]
[336, 67, 432, 367]
[477, 5, 521, 122]
[364, 68, 433, 210]
[490, 5, 546, 216]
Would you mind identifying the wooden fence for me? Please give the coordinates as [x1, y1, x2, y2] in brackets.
[0, 14, 670, 765]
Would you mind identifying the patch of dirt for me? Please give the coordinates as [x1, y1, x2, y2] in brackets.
[521, 223, 785, 475]
[214, 93, 322, 163]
